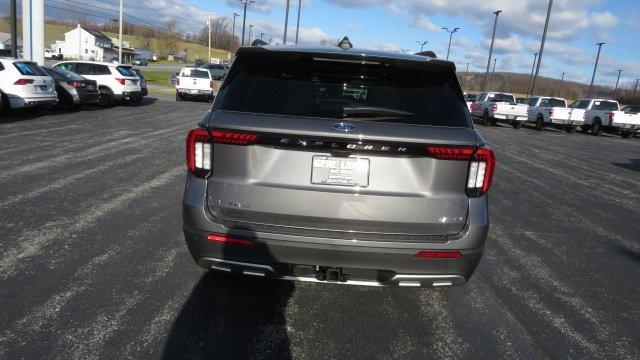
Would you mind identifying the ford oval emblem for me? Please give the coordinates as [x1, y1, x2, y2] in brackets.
[332, 122, 357, 132]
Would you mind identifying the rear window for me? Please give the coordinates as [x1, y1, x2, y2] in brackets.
[13, 61, 47, 76]
[593, 101, 618, 111]
[547, 98, 566, 107]
[488, 93, 514, 103]
[117, 66, 135, 76]
[623, 106, 640, 114]
[181, 68, 210, 79]
[215, 53, 469, 127]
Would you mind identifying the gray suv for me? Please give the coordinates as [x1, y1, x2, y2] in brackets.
[183, 46, 495, 287]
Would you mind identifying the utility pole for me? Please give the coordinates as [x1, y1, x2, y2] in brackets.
[232, 13, 239, 38]
[10, 0, 17, 58]
[527, 52, 538, 95]
[415, 40, 428, 52]
[118, 0, 124, 63]
[559, 72, 565, 96]
[588, 42, 605, 97]
[614, 69, 622, 92]
[491, 58, 497, 90]
[442, 27, 459, 60]
[283, 0, 291, 44]
[295, 0, 301, 44]
[239, 0, 255, 46]
[529, 0, 553, 97]
[482, 10, 501, 92]
[207, 16, 212, 62]
[464, 62, 470, 91]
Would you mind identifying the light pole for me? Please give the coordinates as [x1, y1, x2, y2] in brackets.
[295, 0, 301, 44]
[442, 27, 459, 60]
[464, 62, 470, 91]
[528, 52, 538, 95]
[491, 58, 497, 89]
[260, 32, 265, 41]
[10, 0, 17, 58]
[529, 0, 553, 97]
[207, 16, 212, 62]
[482, 10, 501, 92]
[118, 0, 123, 63]
[415, 40, 428, 52]
[232, 12, 239, 38]
[239, 0, 255, 46]
[588, 42, 605, 97]
[559, 72, 565, 96]
[614, 69, 623, 92]
[284, 0, 291, 44]
[249, 24, 254, 44]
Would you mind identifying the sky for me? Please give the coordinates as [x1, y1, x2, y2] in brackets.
[2, 0, 639, 88]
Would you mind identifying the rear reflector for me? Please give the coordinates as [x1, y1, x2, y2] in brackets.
[207, 233, 254, 247]
[415, 251, 463, 259]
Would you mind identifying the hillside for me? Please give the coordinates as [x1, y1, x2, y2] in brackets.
[0, 19, 230, 61]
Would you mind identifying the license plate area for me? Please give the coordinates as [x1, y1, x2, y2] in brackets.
[311, 156, 370, 187]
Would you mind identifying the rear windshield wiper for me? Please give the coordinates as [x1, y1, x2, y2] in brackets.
[342, 106, 414, 119]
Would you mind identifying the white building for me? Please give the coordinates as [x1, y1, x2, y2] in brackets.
[52, 25, 136, 63]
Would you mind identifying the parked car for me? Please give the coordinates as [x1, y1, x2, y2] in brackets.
[130, 68, 148, 97]
[583, 100, 640, 137]
[170, 72, 179, 84]
[525, 96, 576, 132]
[182, 46, 495, 288]
[41, 66, 100, 108]
[470, 92, 529, 127]
[175, 66, 216, 102]
[617, 106, 640, 138]
[53, 61, 142, 105]
[132, 58, 148, 66]
[0, 58, 58, 111]
[45, 49, 63, 60]
[198, 63, 228, 80]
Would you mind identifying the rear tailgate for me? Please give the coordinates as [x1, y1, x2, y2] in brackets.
[496, 103, 527, 118]
[549, 107, 571, 121]
[206, 114, 477, 241]
[612, 112, 640, 127]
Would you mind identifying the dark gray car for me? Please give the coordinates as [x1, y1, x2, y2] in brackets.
[183, 46, 495, 288]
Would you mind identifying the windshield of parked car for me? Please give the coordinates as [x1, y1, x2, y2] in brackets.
[216, 53, 470, 127]
[13, 61, 48, 76]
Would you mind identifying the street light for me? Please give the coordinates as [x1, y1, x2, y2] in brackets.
[614, 69, 623, 93]
[295, 0, 301, 45]
[588, 42, 605, 97]
[529, 0, 554, 97]
[442, 27, 459, 60]
[207, 15, 213, 62]
[482, 10, 501, 92]
[239, 0, 255, 46]
[415, 40, 428, 52]
[283, 0, 291, 44]
[232, 12, 239, 38]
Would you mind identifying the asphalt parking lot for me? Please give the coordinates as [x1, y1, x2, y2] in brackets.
[0, 96, 639, 359]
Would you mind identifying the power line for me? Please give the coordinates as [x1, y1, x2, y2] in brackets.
[52, 0, 169, 30]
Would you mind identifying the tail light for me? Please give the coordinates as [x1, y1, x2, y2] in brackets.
[526, 106, 530, 115]
[427, 146, 495, 198]
[67, 81, 82, 88]
[186, 128, 259, 178]
[549, 108, 554, 117]
[608, 112, 615, 125]
[14, 79, 34, 85]
[415, 251, 463, 259]
[116, 78, 126, 85]
[207, 233, 254, 247]
[470, 103, 478, 111]
[176, 78, 180, 86]
[491, 103, 497, 112]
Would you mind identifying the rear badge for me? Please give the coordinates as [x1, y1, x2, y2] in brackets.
[439, 216, 464, 223]
[332, 122, 357, 132]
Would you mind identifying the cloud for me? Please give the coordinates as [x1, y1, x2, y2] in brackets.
[590, 11, 618, 28]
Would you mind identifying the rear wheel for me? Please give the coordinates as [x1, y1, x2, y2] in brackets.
[621, 131, 631, 139]
[511, 120, 522, 129]
[591, 120, 602, 136]
[98, 87, 114, 106]
[535, 116, 544, 131]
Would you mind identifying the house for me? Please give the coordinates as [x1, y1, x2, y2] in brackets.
[109, 37, 136, 63]
[53, 25, 117, 62]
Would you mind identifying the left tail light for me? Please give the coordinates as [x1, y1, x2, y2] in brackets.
[186, 128, 259, 178]
[427, 146, 496, 198]
[14, 79, 34, 85]
[116, 78, 126, 85]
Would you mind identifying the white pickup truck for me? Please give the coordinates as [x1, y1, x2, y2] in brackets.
[525, 96, 579, 132]
[583, 100, 640, 137]
[470, 92, 529, 128]
[175, 66, 216, 102]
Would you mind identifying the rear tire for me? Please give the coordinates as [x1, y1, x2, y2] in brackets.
[98, 87, 114, 107]
[621, 131, 631, 139]
[535, 116, 544, 131]
[591, 120, 602, 136]
[581, 125, 589, 134]
[512, 120, 522, 129]
[0, 91, 12, 115]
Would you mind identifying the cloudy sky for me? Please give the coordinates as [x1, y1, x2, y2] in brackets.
[3, 0, 639, 88]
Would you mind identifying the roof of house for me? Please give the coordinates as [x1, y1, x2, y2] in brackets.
[84, 29, 112, 43]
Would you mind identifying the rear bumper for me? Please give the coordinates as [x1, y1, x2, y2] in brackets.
[115, 91, 143, 101]
[8, 95, 58, 108]
[493, 114, 527, 121]
[551, 119, 583, 126]
[182, 174, 489, 287]
[612, 123, 639, 130]
[177, 89, 214, 97]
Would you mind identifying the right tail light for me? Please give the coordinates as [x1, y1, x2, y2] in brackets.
[549, 108, 554, 117]
[426, 146, 496, 198]
[491, 103, 497, 112]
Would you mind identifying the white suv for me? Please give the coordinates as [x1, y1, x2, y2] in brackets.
[53, 61, 142, 105]
[0, 58, 58, 111]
